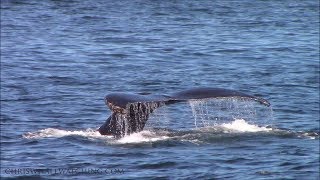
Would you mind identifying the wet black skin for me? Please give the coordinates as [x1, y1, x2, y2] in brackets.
[98, 87, 270, 138]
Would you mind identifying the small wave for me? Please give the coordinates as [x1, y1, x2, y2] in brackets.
[22, 128, 111, 139]
[300, 132, 319, 140]
[217, 119, 318, 139]
[287, 131, 319, 140]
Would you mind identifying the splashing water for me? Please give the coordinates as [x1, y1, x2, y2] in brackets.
[116, 130, 170, 144]
[22, 119, 270, 141]
[23, 98, 317, 144]
[23, 128, 108, 139]
[22, 128, 171, 144]
[220, 119, 272, 132]
[189, 98, 273, 128]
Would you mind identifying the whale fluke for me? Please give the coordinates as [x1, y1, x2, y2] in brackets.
[98, 87, 270, 137]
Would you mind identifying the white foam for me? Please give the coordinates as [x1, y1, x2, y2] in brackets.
[22, 119, 274, 143]
[220, 119, 272, 132]
[23, 128, 169, 144]
[116, 130, 169, 144]
[22, 128, 111, 139]
[298, 132, 318, 140]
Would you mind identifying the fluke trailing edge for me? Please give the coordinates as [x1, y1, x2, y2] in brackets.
[98, 87, 270, 137]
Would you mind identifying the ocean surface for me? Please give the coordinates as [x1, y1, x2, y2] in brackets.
[1, 0, 319, 179]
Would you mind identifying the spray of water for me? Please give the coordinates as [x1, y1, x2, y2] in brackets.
[189, 98, 273, 129]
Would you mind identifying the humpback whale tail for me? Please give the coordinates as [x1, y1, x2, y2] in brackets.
[98, 101, 164, 137]
[98, 88, 270, 137]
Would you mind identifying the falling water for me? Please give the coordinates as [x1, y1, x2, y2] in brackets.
[111, 101, 166, 137]
[110, 98, 273, 137]
[189, 98, 273, 128]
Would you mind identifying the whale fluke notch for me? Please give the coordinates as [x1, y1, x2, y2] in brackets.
[98, 87, 270, 137]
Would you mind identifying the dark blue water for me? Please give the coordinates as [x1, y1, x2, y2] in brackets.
[1, 0, 319, 179]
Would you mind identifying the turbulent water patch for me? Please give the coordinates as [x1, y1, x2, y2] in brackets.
[22, 118, 318, 147]
[24, 98, 313, 144]
[23, 128, 108, 139]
